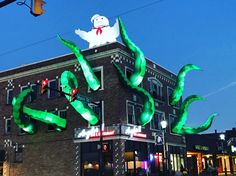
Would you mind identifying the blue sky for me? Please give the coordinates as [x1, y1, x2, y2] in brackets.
[1, 0, 236, 132]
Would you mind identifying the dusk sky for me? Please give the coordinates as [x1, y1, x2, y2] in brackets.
[1, 0, 236, 132]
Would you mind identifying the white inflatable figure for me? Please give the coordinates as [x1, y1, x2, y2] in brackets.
[75, 14, 120, 48]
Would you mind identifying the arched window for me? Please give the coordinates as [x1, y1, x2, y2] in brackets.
[148, 77, 163, 100]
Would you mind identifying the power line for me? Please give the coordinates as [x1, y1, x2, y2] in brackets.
[0, 0, 164, 57]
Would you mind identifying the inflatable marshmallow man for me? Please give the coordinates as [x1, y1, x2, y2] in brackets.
[75, 14, 120, 48]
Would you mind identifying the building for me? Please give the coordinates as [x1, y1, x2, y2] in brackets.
[0, 42, 186, 176]
[186, 128, 236, 176]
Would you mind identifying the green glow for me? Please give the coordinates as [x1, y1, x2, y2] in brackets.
[12, 88, 67, 134]
[170, 64, 201, 106]
[60, 70, 99, 125]
[12, 88, 36, 134]
[58, 35, 100, 91]
[172, 95, 217, 134]
[113, 63, 155, 126]
[118, 18, 146, 87]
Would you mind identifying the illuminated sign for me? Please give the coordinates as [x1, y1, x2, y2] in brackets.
[124, 125, 141, 137]
[194, 145, 209, 151]
[74, 126, 115, 139]
[133, 132, 147, 138]
[231, 145, 236, 153]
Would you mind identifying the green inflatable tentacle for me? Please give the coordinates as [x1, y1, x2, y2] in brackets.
[61, 70, 99, 125]
[170, 64, 201, 106]
[12, 88, 66, 134]
[181, 113, 217, 134]
[172, 95, 217, 134]
[118, 17, 146, 87]
[58, 35, 100, 91]
[113, 63, 155, 126]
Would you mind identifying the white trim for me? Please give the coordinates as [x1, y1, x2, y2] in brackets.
[58, 109, 67, 119]
[88, 100, 104, 127]
[167, 86, 180, 109]
[5, 118, 11, 134]
[6, 88, 13, 105]
[125, 66, 133, 78]
[88, 66, 104, 92]
[126, 100, 143, 126]
[74, 135, 155, 144]
[20, 85, 28, 92]
[169, 114, 182, 136]
[150, 110, 166, 131]
[48, 79, 57, 98]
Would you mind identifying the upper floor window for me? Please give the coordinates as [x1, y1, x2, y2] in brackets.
[167, 87, 180, 107]
[48, 80, 58, 98]
[148, 78, 163, 100]
[6, 89, 13, 105]
[125, 67, 133, 80]
[88, 66, 103, 92]
[150, 111, 165, 131]
[169, 114, 177, 134]
[127, 101, 142, 125]
[88, 101, 103, 126]
[48, 110, 67, 131]
[30, 84, 37, 102]
[5, 118, 11, 134]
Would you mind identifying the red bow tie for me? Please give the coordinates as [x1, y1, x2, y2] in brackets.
[94, 26, 107, 35]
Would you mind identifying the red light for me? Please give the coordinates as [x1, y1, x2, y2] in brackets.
[133, 133, 147, 138]
[70, 88, 78, 102]
[90, 130, 115, 138]
[41, 79, 48, 94]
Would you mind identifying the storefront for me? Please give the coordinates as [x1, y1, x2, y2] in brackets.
[74, 124, 186, 176]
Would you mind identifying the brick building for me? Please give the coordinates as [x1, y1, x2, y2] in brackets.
[0, 42, 186, 176]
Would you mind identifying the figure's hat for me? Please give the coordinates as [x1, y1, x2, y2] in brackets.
[91, 14, 100, 23]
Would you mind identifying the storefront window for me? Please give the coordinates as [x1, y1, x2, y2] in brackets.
[125, 141, 148, 176]
[81, 141, 113, 176]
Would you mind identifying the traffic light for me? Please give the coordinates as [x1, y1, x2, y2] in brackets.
[41, 79, 48, 94]
[70, 88, 78, 102]
[31, 0, 46, 16]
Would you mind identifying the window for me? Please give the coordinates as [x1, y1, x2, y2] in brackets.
[127, 104, 135, 124]
[14, 147, 23, 163]
[148, 78, 163, 100]
[6, 89, 13, 105]
[150, 111, 165, 130]
[30, 84, 37, 102]
[125, 67, 133, 79]
[127, 102, 142, 125]
[48, 110, 67, 131]
[21, 86, 31, 103]
[18, 115, 37, 135]
[167, 87, 180, 107]
[88, 101, 103, 126]
[48, 80, 58, 98]
[5, 118, 11, 134]
[88, 66, 103, 92]
[169, 115, 177, 133]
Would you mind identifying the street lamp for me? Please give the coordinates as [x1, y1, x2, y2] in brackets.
[160, 119, 168, 176]
[219, 133, 227, 176]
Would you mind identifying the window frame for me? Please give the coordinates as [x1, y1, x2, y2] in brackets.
[150, 110, 165, 131]
[148, 77, 163, 100]
[126, 100, 143, 126]
[88, 66, 104, 92]
[88, 101, 104, 127]
[169, 114, 181, 136]
[4, 118, 11, 135]
[48, 79, 58, 99]
[6, 89, 13, 105]
[167, 86, 180, 108]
